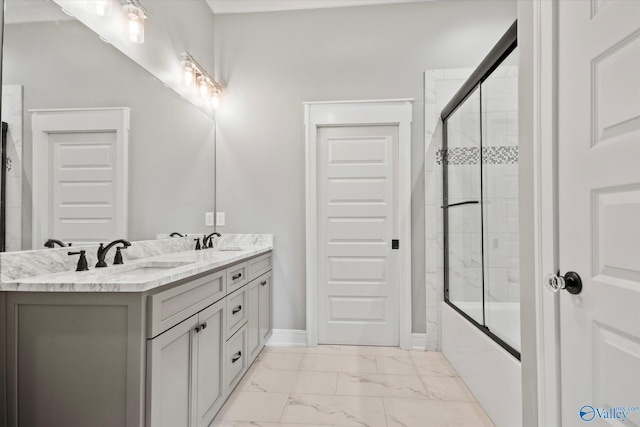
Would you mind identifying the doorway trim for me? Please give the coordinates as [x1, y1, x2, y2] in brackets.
[520, 1, 561, 425]
[304, 99, 413, 349]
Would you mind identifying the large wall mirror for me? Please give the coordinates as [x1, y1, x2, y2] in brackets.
[0, 0, 216, 252]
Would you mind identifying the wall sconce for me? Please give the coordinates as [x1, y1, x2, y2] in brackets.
[123, 0, 147, 44]
[181, 52, 222, 109]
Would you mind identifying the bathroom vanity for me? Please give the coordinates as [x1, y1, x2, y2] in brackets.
[0, 235, 273, 427]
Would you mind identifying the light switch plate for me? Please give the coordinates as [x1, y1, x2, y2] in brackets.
[216, 212, 226, 227]
[205, 212, 214, 227]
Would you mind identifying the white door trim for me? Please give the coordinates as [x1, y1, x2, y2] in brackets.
[31, 107, 130, 248]
[304, 99, 413, 350]
[527, 1, 561, 425]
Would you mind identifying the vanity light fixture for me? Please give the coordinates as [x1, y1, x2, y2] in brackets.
[181, 52, 223, 109]
[183, 60, 196, 87]
[212, 89, 221, 109]
[90, 0, 115, 17]
[123, 0, 147, 44]
[198, 75, 211, 98]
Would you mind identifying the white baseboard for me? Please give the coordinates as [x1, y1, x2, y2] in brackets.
[266, 329, 427, 350]
[411, 333, 427, 351]
[266, 329, 307, 347]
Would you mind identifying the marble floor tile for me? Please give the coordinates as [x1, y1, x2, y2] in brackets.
[384, 398, 494, 427]
[256, 352, 304, 370]
[211, 422, 334, 427]
[336, 372, 428, 399]
[299, 354, 378, 373]
[412, 357, 458, 377]
[409, 350, 448, 361]
[339, 345, 412, 357]
[241, 369, 338, 394]
[234, 359, 262, 391]
[267, 345, 342, 355]
[214, 392, 289, 422]
[421, 376, 477, 401]
[281, 394, 387, 426]
[375, 356, 417, 375]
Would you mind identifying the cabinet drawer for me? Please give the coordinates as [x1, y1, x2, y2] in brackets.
[226, 325, 247, 392]
[226, 286, 248, 337]
[226, 262, 248, 294]
[247, 252, 272, 282]
[148, 270, 226, 338]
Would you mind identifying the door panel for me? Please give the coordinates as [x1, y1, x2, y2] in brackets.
[258, 272, 272, 344]
[317, 125, 399, 346]
[195, 300, 225, 427]
[51, 131, 117, 244]
[147, 316, 198, 427]
[558, 1, 640, 425]
[31, 108, 129, 247]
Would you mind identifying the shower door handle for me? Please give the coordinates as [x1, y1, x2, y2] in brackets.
[545, 271, 582, 295]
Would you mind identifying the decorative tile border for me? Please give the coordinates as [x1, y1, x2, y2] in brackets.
[436, 146, 518, 165]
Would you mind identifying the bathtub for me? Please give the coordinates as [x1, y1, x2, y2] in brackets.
[442, 302, 522, 427]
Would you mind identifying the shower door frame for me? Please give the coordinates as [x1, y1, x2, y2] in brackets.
[441, 21, 520, 360]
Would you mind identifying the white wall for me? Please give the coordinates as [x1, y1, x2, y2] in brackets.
[213, 1, 517, 332]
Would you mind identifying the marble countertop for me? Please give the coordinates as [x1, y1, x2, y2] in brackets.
[0, 245, 272, 293]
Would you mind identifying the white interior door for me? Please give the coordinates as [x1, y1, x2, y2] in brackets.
[558, 1, 640, 425]
[317, 125, 399, 346]
[32, 108, 129, 247]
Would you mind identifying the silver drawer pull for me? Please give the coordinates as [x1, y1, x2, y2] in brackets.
[260, 280, 267, 286]
[232, 305, 242, 315]
[231, 351, 242, 363]
[232, 273, 242, 280]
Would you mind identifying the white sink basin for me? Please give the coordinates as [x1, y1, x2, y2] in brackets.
[103, 261, 194, 277]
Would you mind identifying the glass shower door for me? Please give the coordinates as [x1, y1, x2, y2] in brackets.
[443, 87, 483, 324]
[481, 50, 520, 350]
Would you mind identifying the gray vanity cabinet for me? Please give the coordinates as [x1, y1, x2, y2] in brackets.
[247, 271, 273, 364]
[247, 278, 261, 362]
[146, 311, 198, 427]
[1, 251, 272, 427]
[146, 299, 226, 427]
[259, 272, 273, 346]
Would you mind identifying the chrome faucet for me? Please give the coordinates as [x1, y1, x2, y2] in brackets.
[44, 238, 70, 248]
[170, 232, 184, 237]
[96, 239, 131, 267]
[203, 232, 221, 248]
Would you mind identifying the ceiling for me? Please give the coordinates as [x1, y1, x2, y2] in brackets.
[206, 0, 435, 15]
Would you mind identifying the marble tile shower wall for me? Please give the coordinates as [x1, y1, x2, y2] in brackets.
[424, 67, 519, 349]
[425, 68, 475, 350]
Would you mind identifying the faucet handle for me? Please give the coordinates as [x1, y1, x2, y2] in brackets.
[114, 246, 128, 265]
[96, 243, 107, 268]
[68, 250, 89, 272]
[194, 238, 201, 250]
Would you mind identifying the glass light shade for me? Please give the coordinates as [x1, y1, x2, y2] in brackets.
[212, 91, 221, 109]
[123, 4, 145, 44]
[198, 76, 210, 98]
[93, 0, 114, 17]
[183, 62, 196, 87]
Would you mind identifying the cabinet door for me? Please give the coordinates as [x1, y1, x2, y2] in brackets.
[247, 279, 261, 363]
[259, 272, 273, 345]
[194, 300, 226, 427]
[147, 315, 198, 427]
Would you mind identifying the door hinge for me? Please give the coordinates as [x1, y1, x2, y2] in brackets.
[392, 239, 399, 249]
